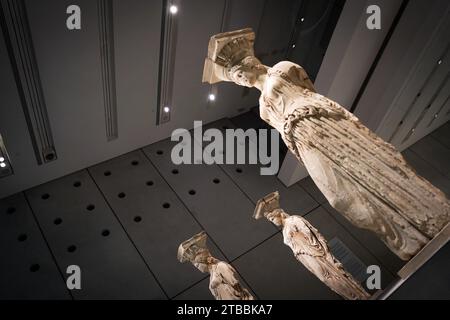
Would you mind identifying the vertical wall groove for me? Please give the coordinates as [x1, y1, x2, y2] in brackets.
[0, 0, 57, 164]
[156, 0, 178, 125]
[98, 0, 118, 141]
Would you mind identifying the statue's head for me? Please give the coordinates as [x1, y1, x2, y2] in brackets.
[203, 28, 266, 88]
[266, 209, 288, 227]
[191, 248, 213, 273]
[228, 56, 266, 87]
[178, 231, 215, 273]
[253, 191, 288, 227]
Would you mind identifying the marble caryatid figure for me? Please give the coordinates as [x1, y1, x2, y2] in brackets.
[177, 231, 254, 300]
[254, 191, 370, 300]
[202, 28, 450, 260]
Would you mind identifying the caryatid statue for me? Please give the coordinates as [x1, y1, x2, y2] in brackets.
[255, 191, 370, 300]
[202, 28, 450, 260]
[177, 231, 254, 300]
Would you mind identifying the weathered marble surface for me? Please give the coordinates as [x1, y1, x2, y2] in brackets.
[203, 28, 450, 260]
[178, 231, 254, 300]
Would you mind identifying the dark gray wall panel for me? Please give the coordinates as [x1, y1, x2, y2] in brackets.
[173, 277, 214, 300]
[431, 121, 450, 149]
[25, 0, 105, 156]
[297, 177, 328, 205]
[88, 150, 225, 298]
[25, 170, 165, 299]
[402, 148, 450, 197]
[143, 140, 277, 261]
[0, 193, 70, 300]
[409, 134, 450, 179]
[113, 0, 162, 142]
[203, 118, 319, 215]
[390, 243, 450, 300]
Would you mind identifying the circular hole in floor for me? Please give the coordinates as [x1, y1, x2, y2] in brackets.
[73, 181, 81, 187]
[162, 202, 170, 209]
[17, 234, 27, 242]
[131, 160, 139, 166]
[236, 168, 243, 173]
[6, 207, 16, 214]
[146, 180, 154, 186]
[118, 192, 126, 199]
[67, 245, 77, 253]
[104, 171, 111, 176]
[30, 264, 40, 272]
[41, 193, 50, 200]
[171, 169, 179, 175]
[86, 204, 95, 211]
[213, 178, 220, 184]
[156, 150, 163, 155]
[101, 229, 110, 237]
[188, 189, 196, 195]
[54, 218, 63, 225]
[134, 216, 142, 223]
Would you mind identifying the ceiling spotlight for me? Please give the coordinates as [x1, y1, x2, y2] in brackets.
[300, 17, 305, 22]
[208, 93, 216, 101]
[0, 162, 6, 168]
[437, 59, 442, 65]
[292, 44, 296, 48]
[0, 157, 4, 162]
[163, 106, 170, 113]
[169, 5, 178, 14]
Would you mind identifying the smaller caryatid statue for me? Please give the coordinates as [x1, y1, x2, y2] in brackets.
[178, 231, 254, 300]
[254, 191, 370, 300]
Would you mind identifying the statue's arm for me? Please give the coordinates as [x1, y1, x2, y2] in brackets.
[292, 64, 316, 93]
[210, 263, 240, 289]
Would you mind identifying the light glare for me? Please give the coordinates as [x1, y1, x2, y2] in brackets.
[169, 5, 178, 14]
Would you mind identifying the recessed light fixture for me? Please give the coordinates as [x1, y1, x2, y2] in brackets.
[438, 59, 442, 65]
[0, 163, 6, 168]
[292, 44, 296, 48]
[300, 17, 305, 22]
[169, 5, 178, 14]
[163, 106, 170, 113]
[0, 157, 4, 162]
[208, 93, 216, 101]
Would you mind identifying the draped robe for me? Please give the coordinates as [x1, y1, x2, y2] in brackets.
[259, 61, 450, 260]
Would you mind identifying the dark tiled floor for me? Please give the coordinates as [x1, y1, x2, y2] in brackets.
[0, 119, 449, 300]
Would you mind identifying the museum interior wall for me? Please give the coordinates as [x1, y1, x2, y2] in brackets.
[0, 0, 449, 300]
[0, 0, 347, 198]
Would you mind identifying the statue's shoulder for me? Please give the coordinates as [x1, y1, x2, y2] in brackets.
[268, 61, 315, 92]
[270, 61, 304, 74]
